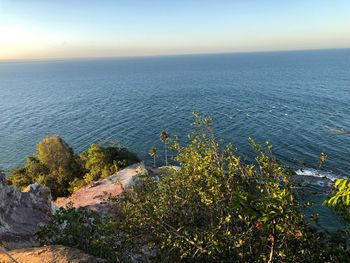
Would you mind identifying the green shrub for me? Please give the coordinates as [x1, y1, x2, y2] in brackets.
[69, 143, 140, 193]
[8, 136, 139, 197]
[111, 114, 345, 262]
[325, 178, 350, 220]
[81, 144, 117, 181]
[37, 135, 84, 197]
[8, 135, 84, 198]
[36, 204, 120, 262]
[8, 156, 47, 190]
[36, 114, 349, 262]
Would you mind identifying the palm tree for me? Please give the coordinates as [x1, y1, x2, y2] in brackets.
[148, 147, 157, 168]
[160, 131, 169, 166]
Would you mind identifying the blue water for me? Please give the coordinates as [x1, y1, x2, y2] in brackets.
[0, 49, 349, 180]
[1, 49, 350, 230]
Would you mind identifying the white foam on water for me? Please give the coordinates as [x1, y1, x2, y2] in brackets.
[295, 168, 341, 182]
[295, 168, 344, 187]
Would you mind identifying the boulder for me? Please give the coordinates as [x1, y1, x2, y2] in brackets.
[0, 180, 52, 249]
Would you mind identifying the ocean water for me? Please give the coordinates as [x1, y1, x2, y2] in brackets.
[1, 49, 349, 171]
[1, 49, 350, 228]
[1, 49, 349, 172]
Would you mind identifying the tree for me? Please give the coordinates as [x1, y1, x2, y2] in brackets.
[36, 135, 84, 197]
[8, 135, 84, 198]
[80, 144, 114, 182]
[9, 136, 140, 197]
[160, 131, 169, 166]
[148, 147, 157, 168]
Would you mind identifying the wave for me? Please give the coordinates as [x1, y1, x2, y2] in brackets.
[295, 168, 342, 186]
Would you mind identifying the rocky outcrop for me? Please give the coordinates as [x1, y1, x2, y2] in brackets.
[0, 245, 105, 263]
[0, 163, 148, 249]
[0, 179, 53, 249]
[55, 162, 147, 213]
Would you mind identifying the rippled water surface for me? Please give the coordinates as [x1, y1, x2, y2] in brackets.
[1, 49, 349, 184]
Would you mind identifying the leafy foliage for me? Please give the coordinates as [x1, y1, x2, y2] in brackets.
[8, 136, 83, 198]
[36, 115, 349, 262]
[8, 136, 139, 198]
[37, 135, 84, 197]
[69, 143, 140, 192]
[36, 204, 120, 262]
[111, 114, 347, 262]
[325, 178, 350, 219]
[148, 147, 157, 168]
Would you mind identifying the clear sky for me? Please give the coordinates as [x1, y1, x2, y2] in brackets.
[1, 0, 350, 60]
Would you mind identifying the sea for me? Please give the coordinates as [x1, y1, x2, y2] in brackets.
[0, 49, 349, 230]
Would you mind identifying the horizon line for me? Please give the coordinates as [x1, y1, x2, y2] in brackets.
[1, 47, 349, 64]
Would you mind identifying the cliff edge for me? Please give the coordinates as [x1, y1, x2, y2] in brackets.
[0, 173, 53, 249]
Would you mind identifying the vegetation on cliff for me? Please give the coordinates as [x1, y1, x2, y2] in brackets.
[36, 114, 349, 262]
[325, 178, 350, 220]
[36, 205, 119, 261]
[8, 136, 139, 198]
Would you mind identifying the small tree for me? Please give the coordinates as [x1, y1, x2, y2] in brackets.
[8, 135, 84, 198]
[148, 147, 157, 168]
[37, 135, 83, 197]
[80, 144, 114, 182]
[160, 131, 169, 166]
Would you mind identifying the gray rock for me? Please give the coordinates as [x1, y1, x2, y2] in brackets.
[0, 172, 6, 185]
[0, 182, 53, 249]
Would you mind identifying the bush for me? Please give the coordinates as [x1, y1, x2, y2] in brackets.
[325, 178, 350, 220]
[37, 135, 84, 197]
[37, 114, 349, 262]
[112, 114, 344, 262]
[81, 143, 139, 180]
[8, 135, 84, 198]
[69, 143, 140, 193]
[8, 136, 139, 197]
[36, 204, 120, 262]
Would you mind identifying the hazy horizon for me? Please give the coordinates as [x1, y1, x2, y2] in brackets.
[1, 47, 350, 63]
[1, 0, 350, 61]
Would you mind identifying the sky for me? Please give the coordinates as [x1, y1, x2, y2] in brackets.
[0, 0, 350, 60]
